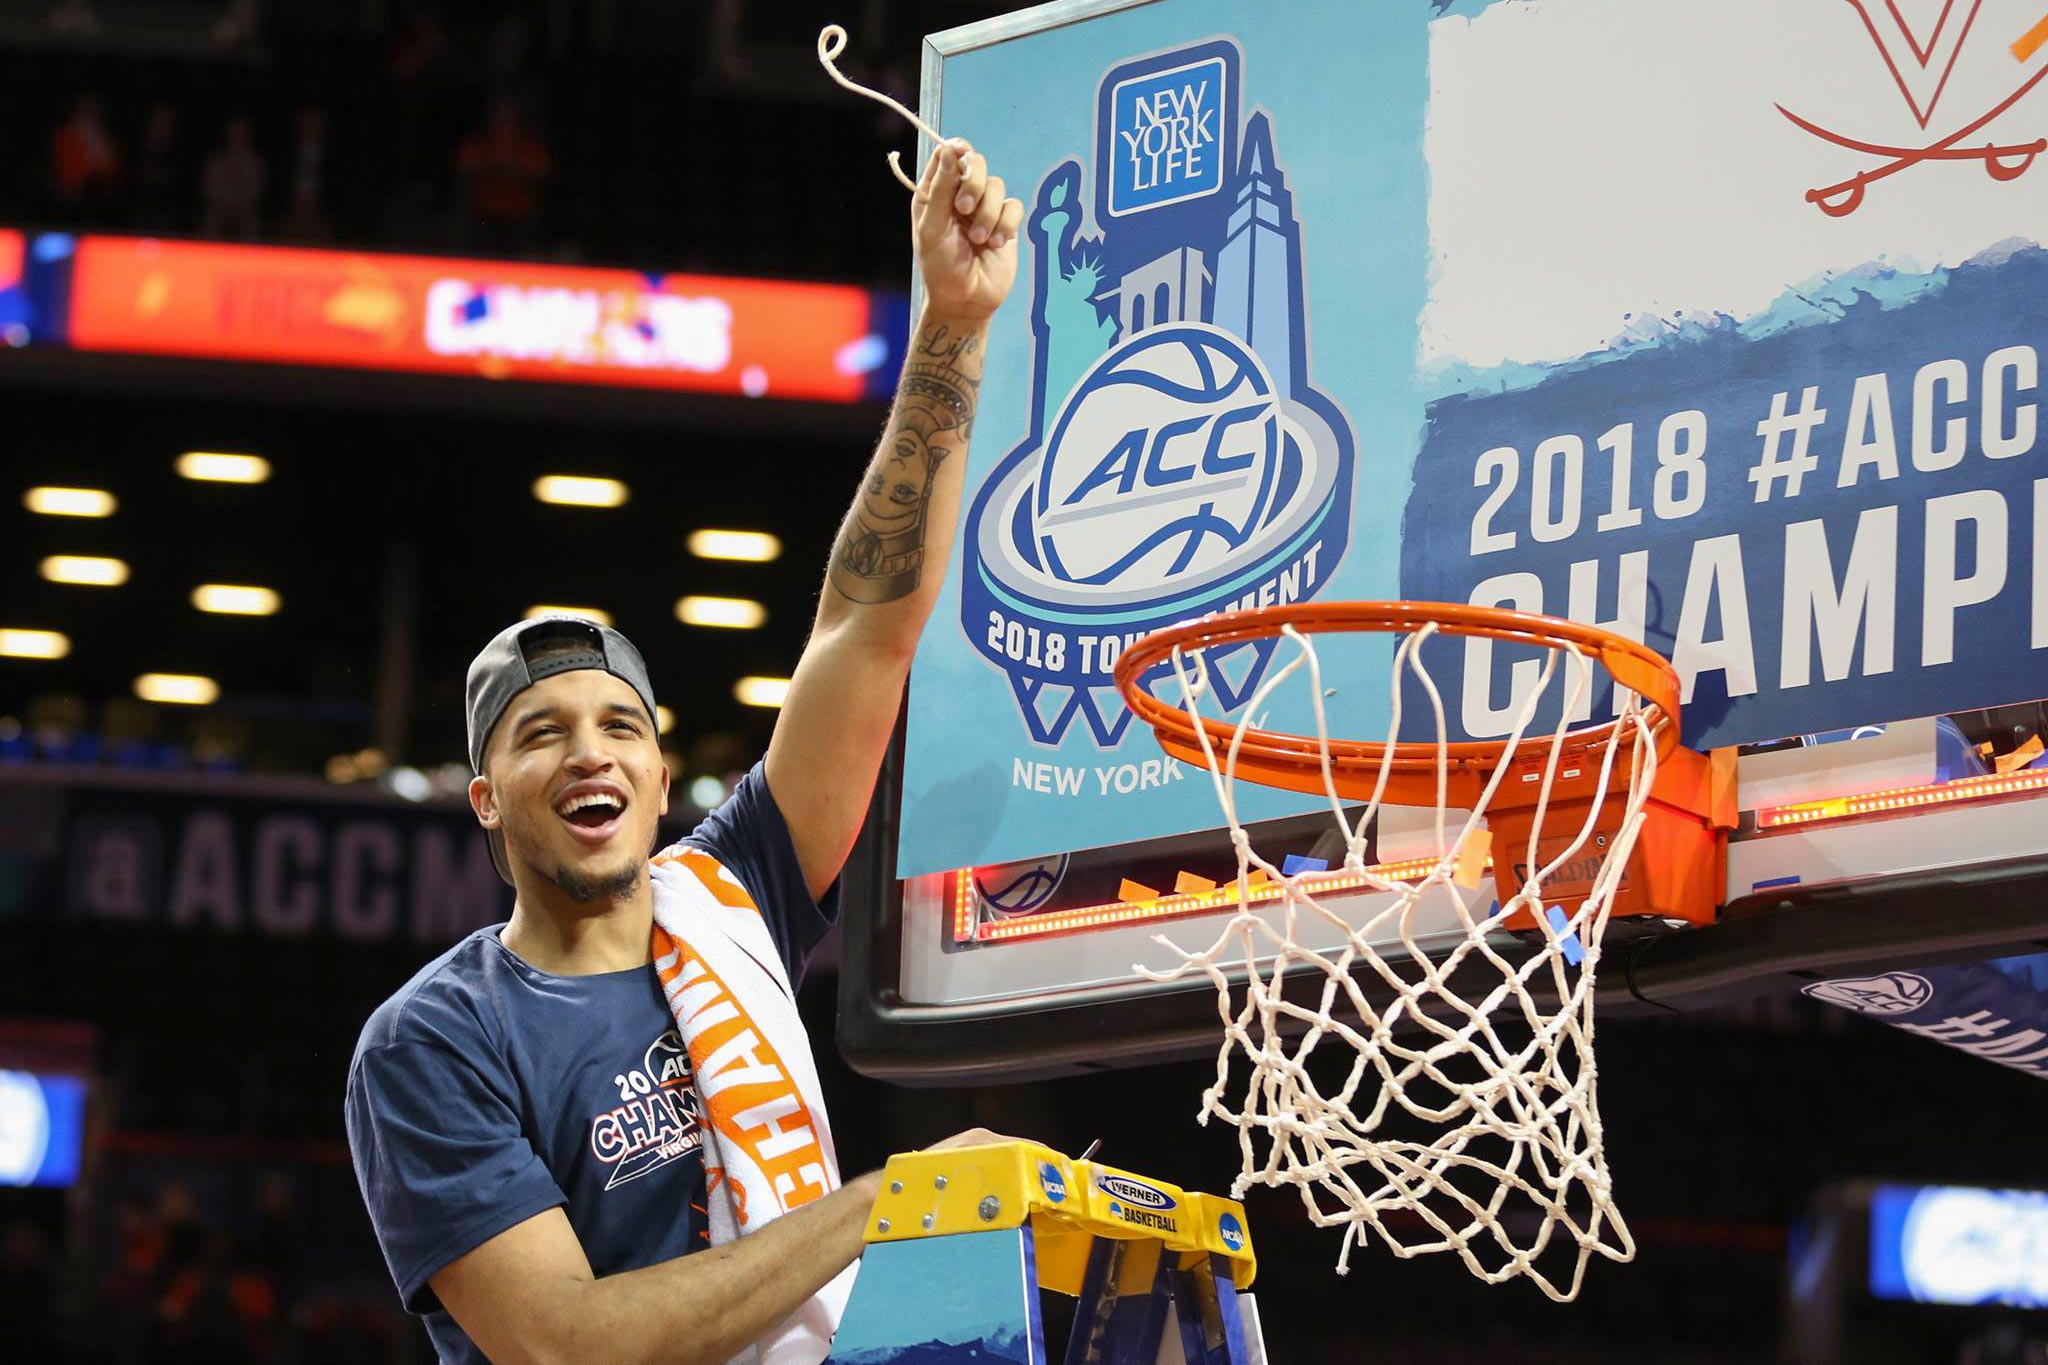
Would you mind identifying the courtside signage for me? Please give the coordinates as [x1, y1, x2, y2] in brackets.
[64, 236, 887, 402]
[0, 229, 28, 345]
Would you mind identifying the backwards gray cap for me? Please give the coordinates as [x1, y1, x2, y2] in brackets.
[465, 615, 660, 883]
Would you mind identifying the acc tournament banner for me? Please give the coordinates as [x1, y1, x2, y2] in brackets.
[0, 777, 512, 944]
[898, 0, 2048, 876]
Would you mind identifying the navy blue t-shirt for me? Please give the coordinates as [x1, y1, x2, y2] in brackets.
[345, 763, 835, 1363]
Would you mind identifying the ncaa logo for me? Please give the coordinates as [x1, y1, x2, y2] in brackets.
[960, 37, 1356, 750]
[1038, 1161, 1068, 1203]
[1218, 1211, 1246, 1252]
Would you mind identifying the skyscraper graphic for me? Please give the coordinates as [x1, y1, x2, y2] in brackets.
[1211, 113, 1298, 398]
[1102, 245, 1210, 338]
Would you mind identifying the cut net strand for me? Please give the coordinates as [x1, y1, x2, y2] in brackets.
[1135, 624, 1655, 1301]
[817, 24, 943, 191]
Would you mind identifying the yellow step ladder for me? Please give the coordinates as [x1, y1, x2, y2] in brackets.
[826, 1140, 1265, 1363]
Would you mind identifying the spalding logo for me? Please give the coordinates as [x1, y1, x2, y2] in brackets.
[1095, 1173, 1176, 1210]
[1032, 326, 1290, 590]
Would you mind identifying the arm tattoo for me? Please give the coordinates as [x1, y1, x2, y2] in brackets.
[829, 319, 984, 605]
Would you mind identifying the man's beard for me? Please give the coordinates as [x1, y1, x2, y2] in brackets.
[540, 855, 642, 903]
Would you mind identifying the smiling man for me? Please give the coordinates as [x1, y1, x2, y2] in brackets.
[345, 138, 1023, 1365]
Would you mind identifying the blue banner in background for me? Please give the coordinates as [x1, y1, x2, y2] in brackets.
[1869, 1183, 2048, 1307]
[1403, 247, 2048, 750]
[1804, 952, 2048, 1082]
[0, 1072, 88, 1188]
[0, 777, 515, 944]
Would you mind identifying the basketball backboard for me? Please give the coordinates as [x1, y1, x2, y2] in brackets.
[838, 0, 2048, 1083]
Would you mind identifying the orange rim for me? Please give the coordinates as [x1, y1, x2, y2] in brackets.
[1111, 601, 1683, 807]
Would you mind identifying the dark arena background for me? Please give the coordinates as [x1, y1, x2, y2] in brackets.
[3, 3, 2047, 1363]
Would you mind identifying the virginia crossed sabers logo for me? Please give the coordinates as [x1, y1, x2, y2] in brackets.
[1778, 1, 2048, 214]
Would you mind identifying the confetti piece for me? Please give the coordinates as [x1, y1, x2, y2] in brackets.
[1452, 829, 1492, 890]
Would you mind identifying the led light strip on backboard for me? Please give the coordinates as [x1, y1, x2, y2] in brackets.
[1755, 768, 2048, 830]
[950, 854, 1459, 946]
[951, 766, 2048, 946]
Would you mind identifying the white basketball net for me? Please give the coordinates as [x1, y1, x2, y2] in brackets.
[1140, 622, 1661, 1301]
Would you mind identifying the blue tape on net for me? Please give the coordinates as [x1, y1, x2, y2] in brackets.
[1544, 905, 1586, 967]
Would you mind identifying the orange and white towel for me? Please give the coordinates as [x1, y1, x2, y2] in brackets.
[649, 848, 852, 1365]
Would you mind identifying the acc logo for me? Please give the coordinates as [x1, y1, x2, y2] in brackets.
[960, 38, 1355, 749]
[1802, 971, 1936, 1017]
[1218, 1211, 1246, 1252]
[1038, 1161, 1068, 1204]
[1095, 1173, 1176, 1211]
[1033, 328, 1290, 589]
[644, 1032, 691, 1087]
[974, 853, 1071, 917]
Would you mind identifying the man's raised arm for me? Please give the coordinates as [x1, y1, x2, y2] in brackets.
[766, 139, 1023, 898]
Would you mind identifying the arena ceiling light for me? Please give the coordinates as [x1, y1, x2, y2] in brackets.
[134, 673, 219, 705]
[176, 451, 271, 484]
[0, 629, 71, 660]
[40, 555, 130, 587]
[656, 705, 676, 735]
[687, 529, 782, 562]
[532, 475, 629, 508]
[524, 604, 613, 627]
[192, 584, 281, 616]
[23, 486, 116, 518]
[675, 596, 767, 629]
[733, 675, 790, 709]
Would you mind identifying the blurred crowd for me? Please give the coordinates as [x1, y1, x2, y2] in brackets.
[42, 89, 551, 255]
[8, 1168, 408, 1364]
[0, 0, 936, 277]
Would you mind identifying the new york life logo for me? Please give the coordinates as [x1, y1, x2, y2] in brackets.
[1106, 55, 1228, 214]
[960, 39, 1356, 749]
